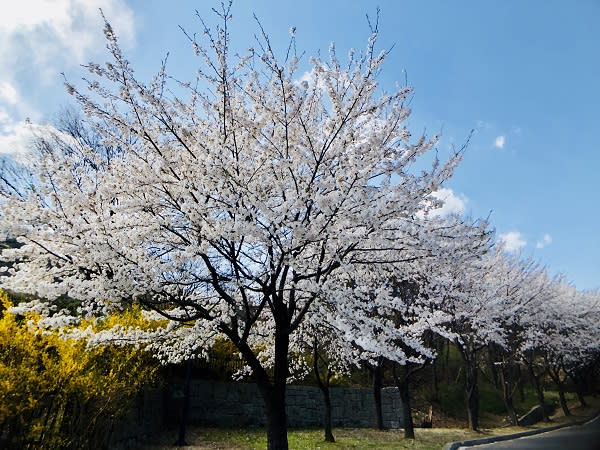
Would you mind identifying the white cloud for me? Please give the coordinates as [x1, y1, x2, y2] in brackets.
[0, 0, 135, 83]
[0, 120, 35, 156]
[428, 188, 467, 217]
[0, 0, 135, 156]
[0, 113, 32, 156]
[298, 70, 313, 86]
[0, 82, 19, 105]
[494, 135, 505, 149]
[499, 231, 527, 252]
[0, 108, 11, 124]
[536, 233, 553, 249]
[0, 110, 52, 157]
[0, 108, 76, 166]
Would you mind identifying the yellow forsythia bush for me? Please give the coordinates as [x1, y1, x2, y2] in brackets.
[0, 290, 160, 449]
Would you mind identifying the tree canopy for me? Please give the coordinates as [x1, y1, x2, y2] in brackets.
[1, 4, 598, 448]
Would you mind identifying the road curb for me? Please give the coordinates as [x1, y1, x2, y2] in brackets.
[442, 412, 600, 450]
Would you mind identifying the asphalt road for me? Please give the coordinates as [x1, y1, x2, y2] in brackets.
[463, 415, 600, 450]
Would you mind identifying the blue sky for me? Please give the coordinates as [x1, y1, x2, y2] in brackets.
[0, 1, 598, 290]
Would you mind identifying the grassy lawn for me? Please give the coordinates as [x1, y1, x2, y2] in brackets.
[143, 427, 482, 449]
[143, 391, 600, 450]
[142, 396, 600, 449]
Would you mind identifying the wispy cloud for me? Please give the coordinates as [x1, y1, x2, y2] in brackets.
[499, 231, 526, 252]
[536, 233, 553, 249]
[476, 120, 492, 130]
[494, 135, 505, 149]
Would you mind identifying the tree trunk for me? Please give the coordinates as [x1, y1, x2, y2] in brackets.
[488, 346, 499, 389]
[575, 388, 587, 408]
[261, 323, 291, 450]
[320, 384, 335, 442]
[399, 382, 415, 438]
[570, 372, 588, 407]
[221, 314, 291, 450]
[516, 364, 525, 403]
[393, 363, 415, 439]
[465, 361, 480, 430]
[175, 359, 192, 446]
[500, 364, 518, 426]
[445, 340, 451, 381]
[466, 385, 479, 430]
[372, 357, 385, 430]
[263, 383, 289, 450]
[313, 339, 335, 443]
[548, 366, 571, 417]
[253, 376, 290, 450]
[557, 385, 570, 416]
[527, 363, 549, 421]
[432, 359, 440, 402]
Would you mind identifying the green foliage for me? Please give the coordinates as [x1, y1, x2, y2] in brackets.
[0, 290, 160, 449]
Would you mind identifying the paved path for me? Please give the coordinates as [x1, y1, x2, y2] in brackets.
[464, 415, 600, 449]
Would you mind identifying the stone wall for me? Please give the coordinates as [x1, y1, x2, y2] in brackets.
[109, 389, 166, 449]
[166, 380, 404, 429]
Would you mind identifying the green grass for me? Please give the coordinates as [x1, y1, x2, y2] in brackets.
[145, 427, 483, 449]
[143, 394, 598, 450]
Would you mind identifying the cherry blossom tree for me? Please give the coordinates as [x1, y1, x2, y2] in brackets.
[421, 245, 507, 431]
[498, 265, 563, 423]
[522, 282, 600, 416]
[488, 257, 554, 425]
[0, 5, 469, 448]
[398, 215, 496, 431]
[564, 289, 600, 406]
